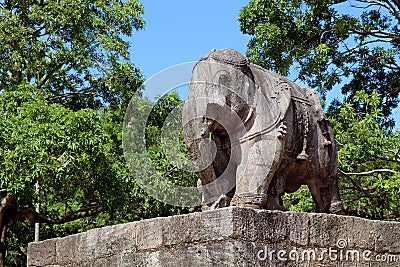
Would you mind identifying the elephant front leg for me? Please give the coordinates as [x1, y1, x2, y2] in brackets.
[232, 137, 283, 209]
[196, 165, 218, 210]
[198, 159, 236, 210]
[265, 173, 287, 211]
[199, 134, 236, 210]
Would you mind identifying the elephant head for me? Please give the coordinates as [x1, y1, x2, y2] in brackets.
[182, 49, 257, 206]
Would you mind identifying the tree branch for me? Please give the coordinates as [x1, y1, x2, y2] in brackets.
[388, 211, 400, 218]
[387, 149, 400, 157]
[384, 0, 400, 21]
[339, 168, 398, 176]
[37, 62, 66, 89]
[351, 28, 400, 40]
[46, 91, 98, 103]
[0, 193, 14, 215]
[389, 0, 400, 16]
[378, 155, 400, 164]
[341, 39, 392, 57]
[10, 203, 105, 224]
[358, 0, 400, 22]
[341, 176, 386, 200]
[343, 190, 386, 204]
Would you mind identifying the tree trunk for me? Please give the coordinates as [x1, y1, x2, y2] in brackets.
[0, 225, 7, 267]
[0, 191, 13, 267]
[0, 189, 104, 265]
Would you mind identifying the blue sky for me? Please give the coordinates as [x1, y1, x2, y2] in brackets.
[129, 0, 250, 79]
[128, 1, 399, 126]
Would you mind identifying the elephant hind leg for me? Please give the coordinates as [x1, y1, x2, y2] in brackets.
[307, 177, 344, 214]
[328, 177, 345, 214]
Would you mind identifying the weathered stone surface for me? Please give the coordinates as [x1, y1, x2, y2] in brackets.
[308, 213, 350, 247]
[375, 220, 400, 253]
[27, 207, 400, 267]
[182, 48, 343, 214]
[135, 217, 163, 250]
[345, 215, 376, 250]
[288, 212, 310, 246]
[27, 238, 57, 266]
[56, 233, 82, 265]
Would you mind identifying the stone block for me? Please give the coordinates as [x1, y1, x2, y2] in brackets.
[256, 209, 288, 242]
[27, 238, 57, 266]
[231, 207, 258, 241]
[135, 217, 164, 251]
[27, 207, 400, 267]
[345, 216, 376, 250]
[162, 212, 203, 246]
[308, 213, 351, 248]
[93, 222, 137, 258]
[288, 212, 310, 246]
[56, 233, 80, 265]
[375, 220, 400, 253]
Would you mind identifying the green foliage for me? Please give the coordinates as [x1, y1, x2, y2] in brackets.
[0, 90, 116, 203]
[333, 91, 400, 219]
[283, 185, 315, 212]
[0, 0, 154, 265]
[0, 1, 240, 264]
[240, 0, 400, 220]
[0, 84, 135, 266]
[281, 91, 400, 219]
[125, 92, 197, 213]
[146, 92, 197, 188]
[0, 88, 194, 264]
[239, 0, 400, 124]
[0, 0, 145, 107]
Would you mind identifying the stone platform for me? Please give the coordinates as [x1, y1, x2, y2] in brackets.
[27, 207, 400, 266]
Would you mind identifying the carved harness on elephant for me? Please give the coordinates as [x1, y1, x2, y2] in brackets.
[216, 75, 313, 162]
[280, 79, 313, 161]
[198, 50, 316, 160]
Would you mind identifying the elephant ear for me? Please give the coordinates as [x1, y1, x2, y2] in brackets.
[271, 76, 293, 120]
[250, 65, 292, 123]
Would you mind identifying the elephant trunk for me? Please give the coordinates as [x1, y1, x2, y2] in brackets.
[184, 118, 229, 206]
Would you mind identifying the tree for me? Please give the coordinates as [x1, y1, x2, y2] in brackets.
[283, 91, 400, 219]
[238, 0, 400, 126]
[0, 90, 119, 265]
[333, 91, 400, 219]
[239, 0, 400, 219]
[0, 0, 147, 265]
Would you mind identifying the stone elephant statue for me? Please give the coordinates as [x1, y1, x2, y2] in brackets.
[182, 48, 344, 214]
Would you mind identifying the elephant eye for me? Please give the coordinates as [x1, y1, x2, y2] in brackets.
[218, 74, 230, 87]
